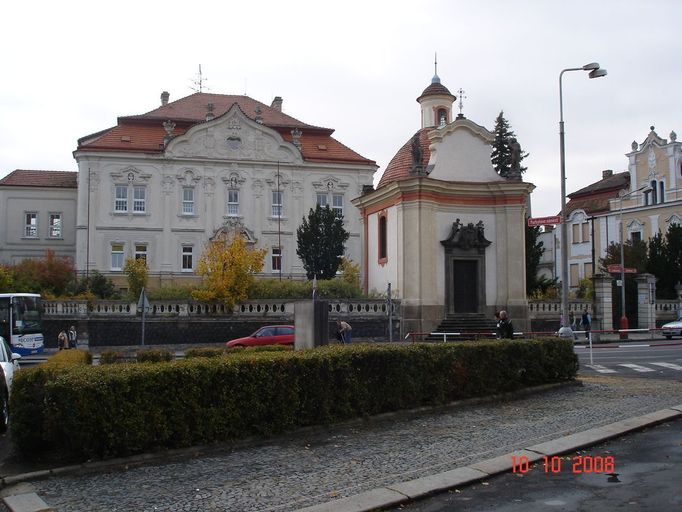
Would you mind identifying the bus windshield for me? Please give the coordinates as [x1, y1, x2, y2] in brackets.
[11, 296, 43, 335]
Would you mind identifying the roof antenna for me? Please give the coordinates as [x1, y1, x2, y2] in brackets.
[190, 64, 209, 93]
[457, 88, 467, 118]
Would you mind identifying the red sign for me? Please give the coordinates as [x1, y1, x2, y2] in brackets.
[527, 216, 561, 227]
[607, 264, 637, 274]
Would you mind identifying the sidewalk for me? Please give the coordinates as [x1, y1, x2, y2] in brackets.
[0, 375, 680, 511]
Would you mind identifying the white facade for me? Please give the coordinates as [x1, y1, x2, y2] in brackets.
[74, 97, 376, 285]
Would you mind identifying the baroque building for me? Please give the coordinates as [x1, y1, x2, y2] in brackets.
[353, 72, 535, 335]
[544, 126, 682, 293]
[73, 92, 376, 288]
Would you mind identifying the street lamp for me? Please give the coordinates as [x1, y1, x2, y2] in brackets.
[618, 185, 647, 335]
[558, 63, 607, 338]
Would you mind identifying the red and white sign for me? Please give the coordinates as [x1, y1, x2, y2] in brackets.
[527, 216, 561, 227]
[607, 264, 637, 274]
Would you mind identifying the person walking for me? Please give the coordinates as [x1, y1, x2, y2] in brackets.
[581, 310, 592, 340]
[68, 325, 78, 349]
[57, 329, 68, 350]
[497, 310, 514, 339]
[336, 320, 352, 344]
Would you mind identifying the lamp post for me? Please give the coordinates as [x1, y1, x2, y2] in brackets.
[618, 185, 647, 335]
[558, 63, 607, 338]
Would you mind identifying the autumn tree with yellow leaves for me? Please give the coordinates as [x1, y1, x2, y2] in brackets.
[192, 235, 267, 309]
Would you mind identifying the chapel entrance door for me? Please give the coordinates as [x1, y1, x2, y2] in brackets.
[452, 259, 478, 313]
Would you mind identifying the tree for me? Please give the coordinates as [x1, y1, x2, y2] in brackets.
[525, 224, 556, 296]
[76, 270, 119, 299]
[0, 266, 13, 292]
[491, 111, 528, 178]
[646, 231, 669, 298]
[9, 250, 75, 296]
[192, 235, 266, 308]
[599, 239, 648, 273]
[124, 258, 148, 300]
[296, 205, 350, 280]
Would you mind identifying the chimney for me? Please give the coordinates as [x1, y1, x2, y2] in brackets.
[602, 169, 613, 179]
[161, 91, 170, 106]
[271, 96, 283, 112]
[206, 103, 215, 121]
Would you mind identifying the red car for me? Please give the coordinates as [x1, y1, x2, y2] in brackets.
[226, 325, 295, 347]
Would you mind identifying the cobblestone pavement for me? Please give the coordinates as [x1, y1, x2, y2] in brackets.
[16, 376, 682, 511]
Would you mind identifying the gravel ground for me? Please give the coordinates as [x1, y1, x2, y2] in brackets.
[7, 375, 679, 512]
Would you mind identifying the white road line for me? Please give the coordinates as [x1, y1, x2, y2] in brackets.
[649, 362, 682, 371]
[585, 364, 617, 374]
[618, 363, 656, 372]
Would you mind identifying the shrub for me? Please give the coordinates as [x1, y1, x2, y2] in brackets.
[99, 351, 126, 365]
[124, 258, 148, 300]
[147, 285, 195, 300]
[185, 347, 227, 359]
[43, 349, 93, 368]
[136, 349, 174, 363]
[10, 339, 576, 460]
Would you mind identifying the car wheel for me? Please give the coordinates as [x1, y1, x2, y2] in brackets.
[665, 335, 673, 340]
[0, 391, 8, 433]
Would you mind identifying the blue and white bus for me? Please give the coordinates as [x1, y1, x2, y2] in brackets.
[0, 293, 44, 355]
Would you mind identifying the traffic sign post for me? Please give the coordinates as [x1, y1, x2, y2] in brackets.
[527, 216, 561, 227]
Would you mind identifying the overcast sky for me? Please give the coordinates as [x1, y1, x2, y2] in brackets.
[1, 0, 680, 217]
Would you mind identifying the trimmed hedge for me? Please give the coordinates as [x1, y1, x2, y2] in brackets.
[10, 339, 576, 460]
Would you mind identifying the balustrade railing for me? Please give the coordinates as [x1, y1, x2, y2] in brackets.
[43, 299, 400, 319]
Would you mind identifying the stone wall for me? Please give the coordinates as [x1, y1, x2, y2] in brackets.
[43, 299, 400, 348]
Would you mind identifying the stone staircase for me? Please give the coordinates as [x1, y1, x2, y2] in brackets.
[425, 313, 498, 341]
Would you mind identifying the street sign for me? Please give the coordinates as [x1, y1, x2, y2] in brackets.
[607, 264, 637, 274]
[527, 216, 561, 227]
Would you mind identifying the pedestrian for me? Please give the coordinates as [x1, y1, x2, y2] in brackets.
[68, 325, 78, 349]
[57, 329, 68, 350]
[497, 310, 514, 339]
[569, 311, 577, 331]
[336, 320, 352, 344]
[494, 311, 501, 338]
[581, 310, 592, 340]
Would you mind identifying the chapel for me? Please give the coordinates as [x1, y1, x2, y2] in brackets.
[353, 70, 535, 335]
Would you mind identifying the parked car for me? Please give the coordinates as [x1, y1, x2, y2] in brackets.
[661, 314, 682, 339]
[226, 325, 295, 348]
[0, 336, 21, 395]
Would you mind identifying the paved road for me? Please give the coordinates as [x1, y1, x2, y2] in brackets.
[576, 341, 682, 379]
[389, 417, 682, 511]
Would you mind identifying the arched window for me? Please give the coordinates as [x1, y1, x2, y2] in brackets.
[378, 214, 387, 262]
[437, 108, 448, 127]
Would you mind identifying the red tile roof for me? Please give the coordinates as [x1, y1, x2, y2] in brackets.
[0, 170, 77, 188]
[565, 171, 629, 215]
[78, 92, 375, 166]
[417, 81, 455, 102]
[377, 129, 432, 188]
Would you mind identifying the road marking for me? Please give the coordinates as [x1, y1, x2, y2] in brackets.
[618, 363, 656, 372]
[649, 362, 682, 371]
[585, 364, 617, 373]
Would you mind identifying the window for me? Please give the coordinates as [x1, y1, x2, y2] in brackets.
[111, 243, 124, 270]
[316, 193, 328, 208]
[570, 263, 580, 287]
[24, 212, 38, 238]
[378, 214, 387, 261]
[182, 187, 194, 215]
[228, 190, 240, 216]
[182, 246, 193, 271]
[115, 185, 128, 212]
[48, 213, 62, 238]
[271, 247, 282, 271]
[272, 191, 283, 217]
[659, 181, 665, 204]
[133, 186, 146, 213]
[581, 222, 590, 243]
[584, 262, 593, 279]
[631, 231, 642, 243]
[571, 223, 580, 244]
[437, 108, 448, 127]
[332, 194, 344, 216]
[135, 244, 147, 262]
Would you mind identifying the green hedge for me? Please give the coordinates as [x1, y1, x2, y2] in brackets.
[10, 339, 576, 460]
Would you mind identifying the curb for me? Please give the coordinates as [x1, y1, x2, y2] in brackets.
[293, 404, 682, 512]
